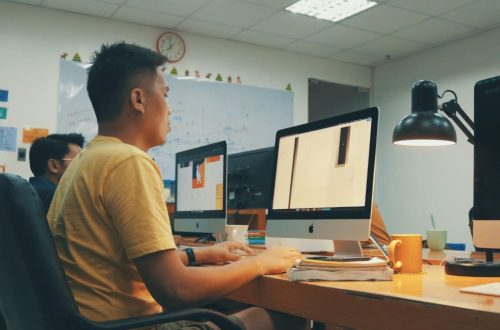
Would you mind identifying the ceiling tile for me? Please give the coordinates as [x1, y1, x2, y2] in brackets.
[387, 0, 475, 16]
[329, 50, 385, 66]
[98, 0, 127, 4]
[394, 18, 476, 45]
[342, 3, 429, 33]
[177, 18, 242, 38]
[251, 11, 331, 39]
[113, 6, 184, 28]
[7, 0, 500, 68]
[353, 35, 428, 57]
[124, 0, 209, 17]
[191, 0, 277, 28]
[43, 0, 118, 17]
[441, 0, 500, 28]
[284, 40, 342, 57]
[231, 30, 295, 48]
[306, 24, 382, 49]
[243, 0, 298, 9]
[8, 0, 44, 4]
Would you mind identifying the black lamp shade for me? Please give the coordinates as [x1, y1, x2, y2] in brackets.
[393, 80, 457, 146]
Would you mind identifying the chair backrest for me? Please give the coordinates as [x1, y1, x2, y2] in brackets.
[0, 173, 79, 330]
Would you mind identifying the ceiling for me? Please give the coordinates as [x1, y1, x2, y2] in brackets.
[7, 0, 500, 67]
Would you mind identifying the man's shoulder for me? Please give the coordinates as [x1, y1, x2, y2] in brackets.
[87, 137, 149, 161]
[29, 176, 56, 191]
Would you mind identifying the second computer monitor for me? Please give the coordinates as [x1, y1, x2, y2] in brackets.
[266, 107, 379, 254]
[174, 141, 227, 235]
[227, 147, 275, 210]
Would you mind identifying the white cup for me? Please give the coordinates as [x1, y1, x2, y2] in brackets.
[426, 229, 447, 251]
[225, 225, 248, 244]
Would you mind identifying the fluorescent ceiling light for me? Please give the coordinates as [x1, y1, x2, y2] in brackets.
[286, 0, 378, 22]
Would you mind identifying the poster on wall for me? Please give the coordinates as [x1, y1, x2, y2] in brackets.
[0, 126, 17, 152]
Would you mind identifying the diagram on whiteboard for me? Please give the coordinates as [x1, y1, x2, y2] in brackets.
[57, 60, 293, 180]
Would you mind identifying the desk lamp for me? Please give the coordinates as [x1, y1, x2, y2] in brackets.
[393, 79, 500, 277]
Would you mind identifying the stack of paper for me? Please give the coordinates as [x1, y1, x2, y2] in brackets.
[288, 257, 393, 282]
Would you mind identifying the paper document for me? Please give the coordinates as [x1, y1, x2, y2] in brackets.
[288, 268, 393, 282]
[459, 282, 500, 297]
[296, 257, 388, 270]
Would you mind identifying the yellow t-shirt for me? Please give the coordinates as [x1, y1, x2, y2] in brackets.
[48, 135, 176, 321]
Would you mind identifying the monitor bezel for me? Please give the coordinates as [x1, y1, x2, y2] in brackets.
[174, 140, 227, 220]
[267, 107, 379, 221]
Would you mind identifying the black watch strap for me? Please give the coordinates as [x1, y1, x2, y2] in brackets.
[185, 247, 196, 266]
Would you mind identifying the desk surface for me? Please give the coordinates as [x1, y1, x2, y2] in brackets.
[227, 265, 500, 330]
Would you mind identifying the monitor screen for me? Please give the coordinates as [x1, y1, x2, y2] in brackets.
[174, 141, 227, 234]
[227, 147, 274, 210]
[267, 107, 379, 242]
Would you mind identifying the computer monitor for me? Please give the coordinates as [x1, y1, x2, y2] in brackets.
[227, 147, 274, 210]
[174, 141, 227, 238]
[473, 76, 500, 252]
[266, 107, 379, 257]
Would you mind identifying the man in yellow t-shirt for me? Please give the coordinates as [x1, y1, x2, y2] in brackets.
[48, 42, 305, 330]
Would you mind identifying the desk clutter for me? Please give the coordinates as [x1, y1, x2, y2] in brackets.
[247, 230, 266, 245]
[288, 256, 393, 282]
[459, 282, 500, 297]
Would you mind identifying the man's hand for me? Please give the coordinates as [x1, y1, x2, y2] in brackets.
[195, 241, 255, 265]
[254, 246, 303, 275]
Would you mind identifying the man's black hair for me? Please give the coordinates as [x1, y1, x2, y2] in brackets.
[29, 133, 85, 176]
[87, 42, 167, 123]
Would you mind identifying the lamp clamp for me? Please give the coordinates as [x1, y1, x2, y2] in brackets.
[438, 90, 475, 145]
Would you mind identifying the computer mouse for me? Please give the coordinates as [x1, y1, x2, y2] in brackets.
[231, 248, 251, 256]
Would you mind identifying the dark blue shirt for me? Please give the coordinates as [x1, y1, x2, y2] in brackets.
[29, 176, 56, 214]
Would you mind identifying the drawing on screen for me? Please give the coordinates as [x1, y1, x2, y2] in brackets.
[192, 159, 205, 188]
[336, 126, 350, 167]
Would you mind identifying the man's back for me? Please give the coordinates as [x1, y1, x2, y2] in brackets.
[29, 176, 56, 214]
[48, 135, 175, 321]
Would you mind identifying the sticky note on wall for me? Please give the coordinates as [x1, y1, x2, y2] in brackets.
[23, 128, 49, 144]
[0, 90, 8, 102]
[0, 107, 6, 120]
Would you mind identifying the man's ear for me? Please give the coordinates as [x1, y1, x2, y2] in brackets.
[47, 159, 60, 175]
[130, 88, 146, 114]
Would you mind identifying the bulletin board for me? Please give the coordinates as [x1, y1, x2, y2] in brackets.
[57, 60, 293, 180]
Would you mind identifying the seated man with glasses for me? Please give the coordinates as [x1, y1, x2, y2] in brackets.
[29, 133, 84, 214]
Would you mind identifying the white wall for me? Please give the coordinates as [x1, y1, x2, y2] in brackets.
[0, 1, 371, 179]
[373, 26, 500, 249]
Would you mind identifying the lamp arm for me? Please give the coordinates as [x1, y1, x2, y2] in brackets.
[439, 99, 475, 145]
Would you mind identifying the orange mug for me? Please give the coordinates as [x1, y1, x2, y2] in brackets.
[389, 234, 423, 274]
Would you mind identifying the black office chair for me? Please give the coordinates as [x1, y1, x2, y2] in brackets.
[0, 173, 241, 330]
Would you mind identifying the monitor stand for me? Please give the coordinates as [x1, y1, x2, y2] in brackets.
[333, 240, 363, 258]
[445, 248, 500, 276]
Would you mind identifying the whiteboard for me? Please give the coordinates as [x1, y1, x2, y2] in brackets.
[57, 60, 293, 180]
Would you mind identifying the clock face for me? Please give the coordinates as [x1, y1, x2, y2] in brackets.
[157, 32, 186, 63]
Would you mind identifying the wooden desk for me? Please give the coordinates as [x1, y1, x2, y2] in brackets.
[226, 265, 500, 330]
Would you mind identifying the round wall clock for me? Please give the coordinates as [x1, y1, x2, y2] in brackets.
[156, 31, 186, 63]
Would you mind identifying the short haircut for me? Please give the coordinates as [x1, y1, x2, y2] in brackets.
[87, 42, 167, 123]
[29, 133, 85, 176]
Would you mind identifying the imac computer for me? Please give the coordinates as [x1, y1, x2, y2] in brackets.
[174, 141, 227, 240]
[227, 147, 275, 210]
[266, 107, 379, 257]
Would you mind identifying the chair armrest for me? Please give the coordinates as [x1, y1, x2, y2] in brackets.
[72, 308, 243, 330]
